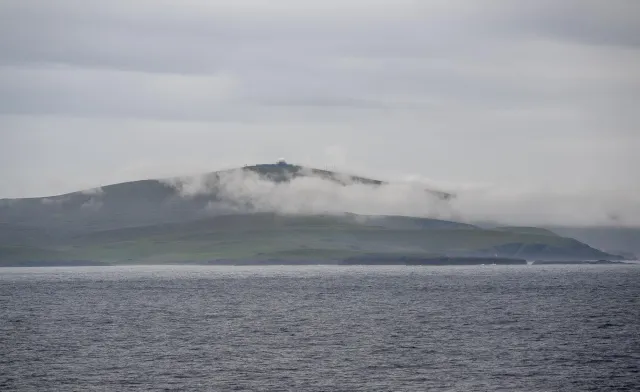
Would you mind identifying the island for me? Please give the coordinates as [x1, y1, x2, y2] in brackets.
[0, 162, 626, 266]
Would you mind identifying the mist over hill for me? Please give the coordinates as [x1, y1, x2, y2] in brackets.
[0, 162, 630, 265]
[0, 162, 453, 232]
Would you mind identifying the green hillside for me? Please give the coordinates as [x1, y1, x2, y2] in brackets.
[0, 213, 618, 265]
[0, 163, 625, 266]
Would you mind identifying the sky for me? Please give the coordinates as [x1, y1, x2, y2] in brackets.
[1, 1, 639, 224]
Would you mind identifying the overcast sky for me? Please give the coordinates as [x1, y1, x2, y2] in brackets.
[1, 1, 639, 205]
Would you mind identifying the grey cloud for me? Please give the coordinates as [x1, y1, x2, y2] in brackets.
[2, 1, 637, 73]
[255, 97, 386, 109]
[0, 0, 638, 119]
[0, 0, 639, 228]
[495, 1, 640, 48]
[0, 65, 239, 119]
[0, 1, 426, 74]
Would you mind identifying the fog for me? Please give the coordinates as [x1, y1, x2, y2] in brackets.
[159, 167, 640, 227]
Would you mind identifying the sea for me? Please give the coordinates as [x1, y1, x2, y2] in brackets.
[1, 264, 639, 391]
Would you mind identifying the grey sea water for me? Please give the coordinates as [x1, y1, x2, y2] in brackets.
[1, 265, 639, 391]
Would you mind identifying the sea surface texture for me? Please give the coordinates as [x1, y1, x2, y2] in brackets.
[1, 265, 639, 391]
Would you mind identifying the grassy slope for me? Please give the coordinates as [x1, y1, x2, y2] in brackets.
[0, 214, 614, 265]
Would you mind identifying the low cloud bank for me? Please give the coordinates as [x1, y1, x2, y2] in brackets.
[160, 168, 639, 227]
[451, 187, 639, 227]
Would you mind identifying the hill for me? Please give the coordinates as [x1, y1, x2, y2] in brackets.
[0, 162, 453, 233]
[0, 163, 623, 265]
